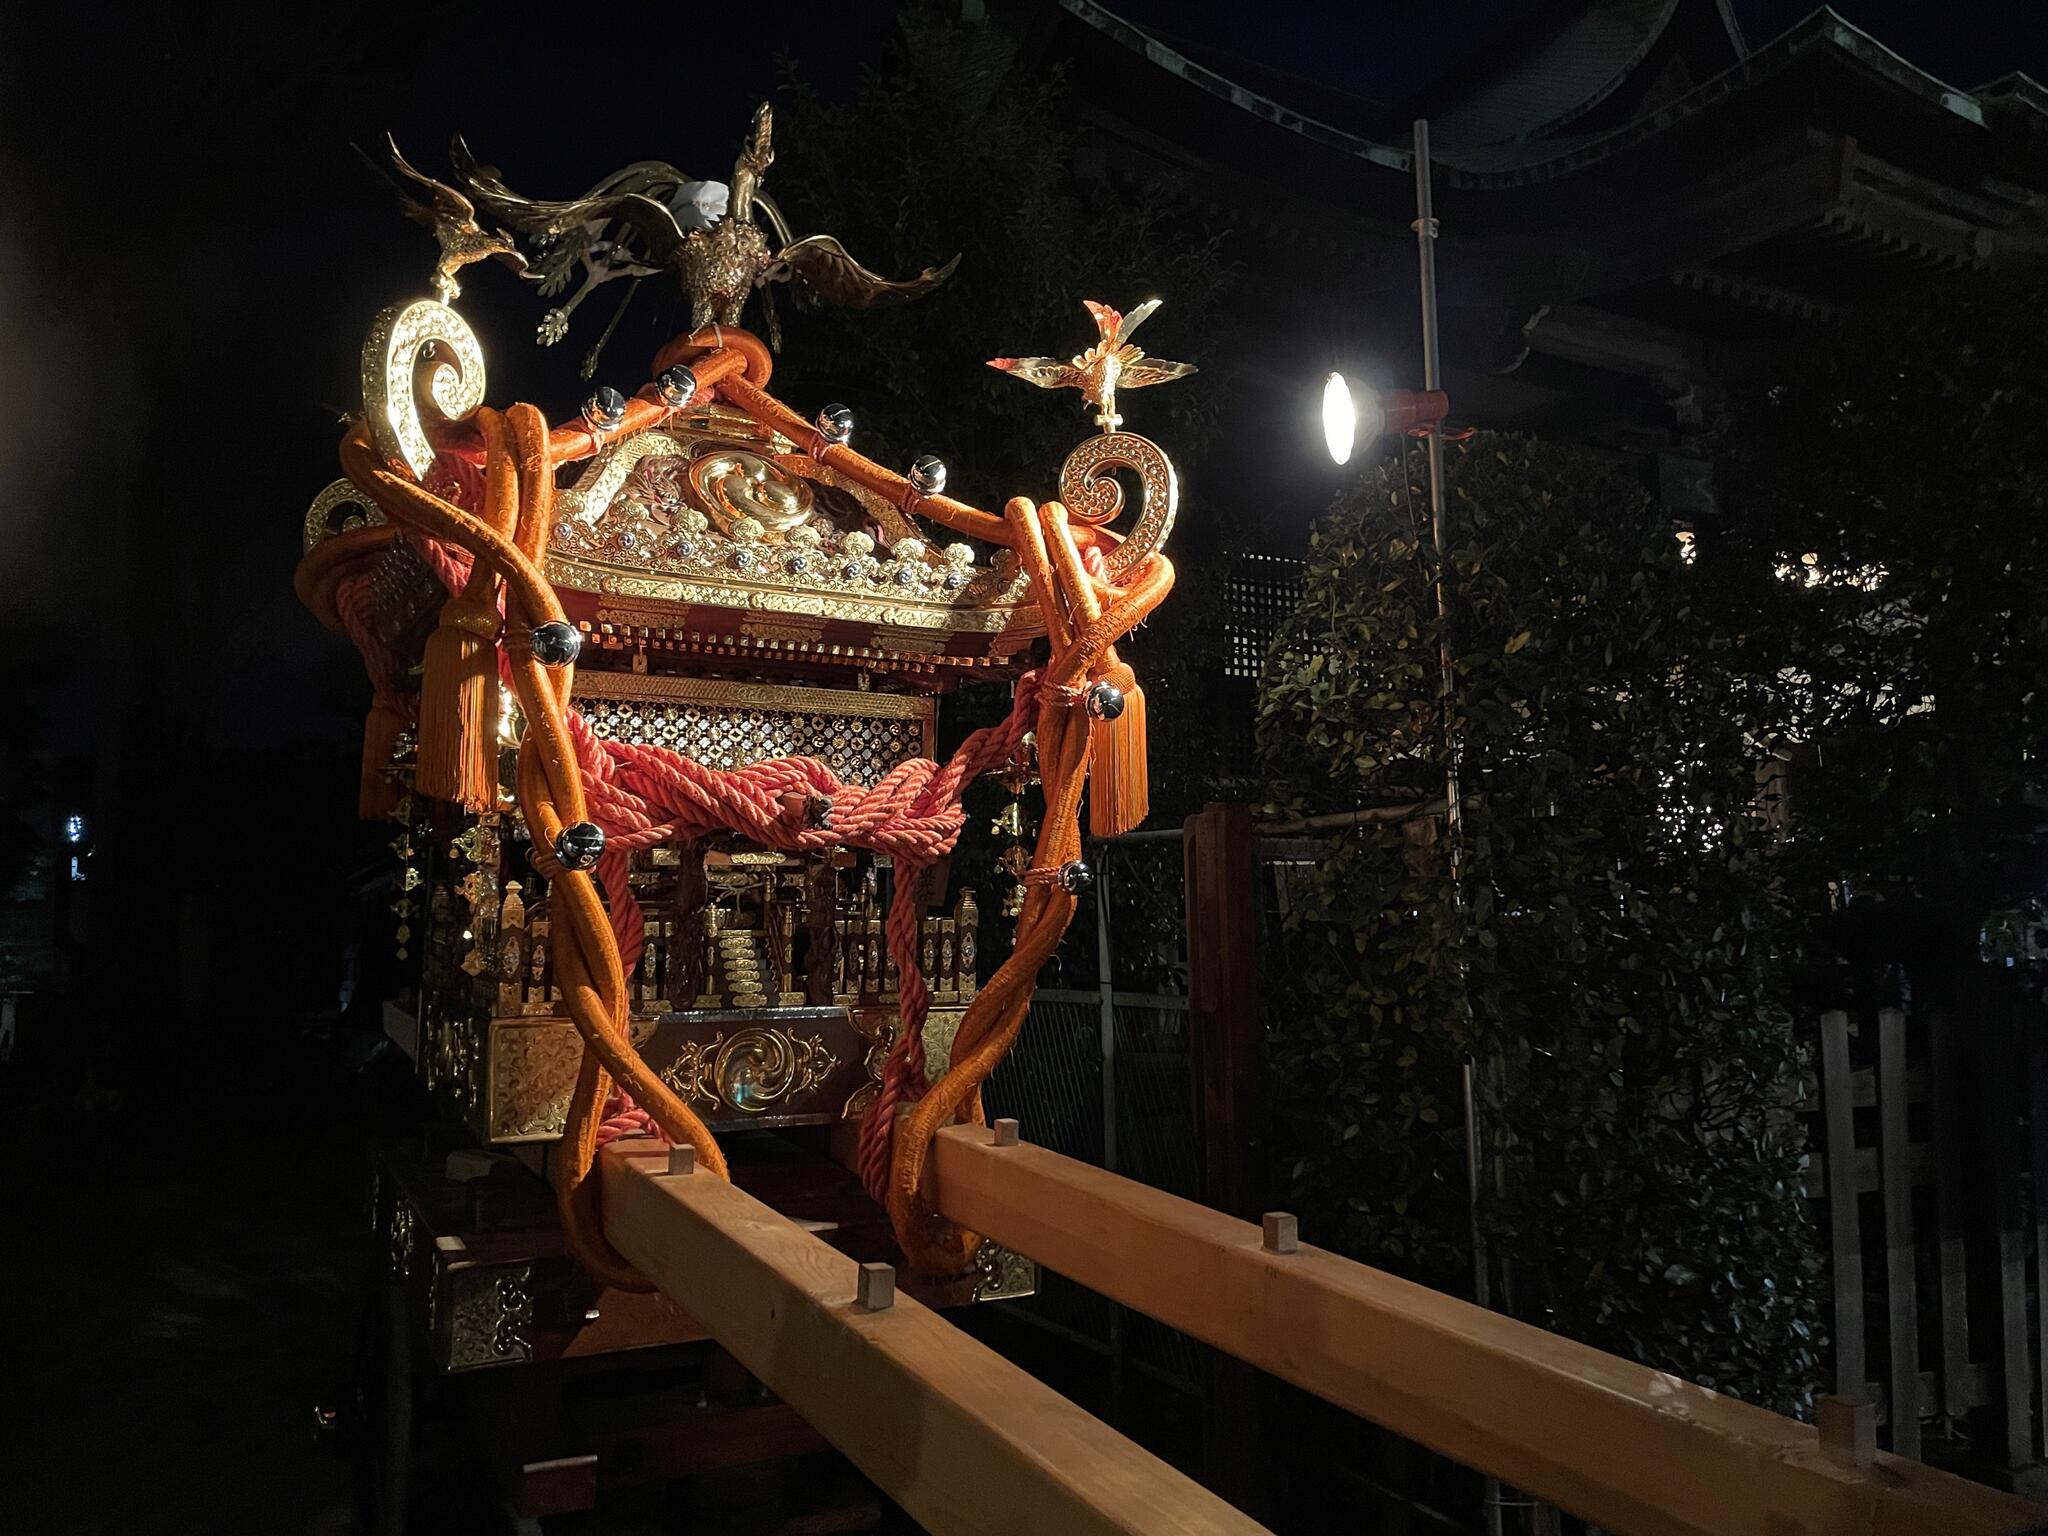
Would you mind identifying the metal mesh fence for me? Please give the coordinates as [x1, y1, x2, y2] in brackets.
[981, 837, 1206, 1396]
[1222, 551, 1307, 681]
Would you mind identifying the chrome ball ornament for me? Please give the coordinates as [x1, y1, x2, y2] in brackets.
[529, 621, 583, 667]
[815, 403, 854, 445]
[908, 454, 947, 496]
[655, 365, 699, 409]
[554, 822, 607, 871]
[1057, 859, 1093, 894]
[582, 385, 628, 434]
[1085, 680, 1126, 721]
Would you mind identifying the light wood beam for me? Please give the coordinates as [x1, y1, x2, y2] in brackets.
[931, 1125, 2043, 1536]
[597, 1141, 1269, 1536]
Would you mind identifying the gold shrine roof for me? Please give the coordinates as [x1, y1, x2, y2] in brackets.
[303, 115, 1188, 682]
[544, 402, 1040, 654]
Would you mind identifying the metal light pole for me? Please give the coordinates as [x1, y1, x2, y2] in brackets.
[1413, 117, 1509, 1536]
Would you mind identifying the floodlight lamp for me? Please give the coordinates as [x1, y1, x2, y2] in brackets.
[1322, 373, 1390, 466]
[1323, 373, 1356, 464]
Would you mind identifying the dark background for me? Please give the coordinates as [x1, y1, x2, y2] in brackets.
[3, 1, 2045, 1054]
[4, 4, 2048, 1532]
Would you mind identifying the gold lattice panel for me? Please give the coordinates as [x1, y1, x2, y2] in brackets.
[572, 673, 933, 780]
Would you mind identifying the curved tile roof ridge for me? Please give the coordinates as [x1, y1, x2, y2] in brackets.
[1057, 1, 1988, 188]
[1429, 0, 1680, 150]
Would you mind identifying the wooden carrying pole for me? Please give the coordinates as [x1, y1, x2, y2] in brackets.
[596, 1141, 1269, 1536]
[929, 1126, 2043, 1536]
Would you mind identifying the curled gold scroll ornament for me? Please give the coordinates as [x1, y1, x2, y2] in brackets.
[303, 479, 386, 554]
[659, 1027, 839, 1114]
[361, 299, 486, 480]
[1058, 430, 1178, 583]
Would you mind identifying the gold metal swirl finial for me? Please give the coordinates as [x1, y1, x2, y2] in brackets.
[303, 479, 386, 553]
[361, 299, 487, 479]
[1059, 432, 1179, 582]
[993, 297, 1187, 579]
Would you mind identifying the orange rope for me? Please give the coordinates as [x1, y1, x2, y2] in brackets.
[885, 498, 1173, 1273]
[307, 332, 1173, 1280]
[340, 423, 727, 1288]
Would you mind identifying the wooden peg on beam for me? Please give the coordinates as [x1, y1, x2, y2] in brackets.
[1816, 1394, 1876, 1469]
[667, 1144, 696, 1177]
[1261, 1213, 1299, 1255]
[992, 1118, 1020, 1147]
[855, 1262, 896, 1312]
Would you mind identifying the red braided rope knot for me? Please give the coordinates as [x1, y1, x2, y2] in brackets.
[397, 518, 1043, 1195]
[544, 669, 1042, 1196]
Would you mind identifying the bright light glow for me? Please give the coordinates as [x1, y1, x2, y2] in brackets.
[64, 813, 85, 845]
[1772, 551, 1886, 590]
[1322, 372, 1356, 465]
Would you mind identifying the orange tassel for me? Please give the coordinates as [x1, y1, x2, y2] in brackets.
[1088, 656, 1149, 839]
[415, 582, 501, 812]
[359, 688, 411, 820]
[417, 406, 518, 813]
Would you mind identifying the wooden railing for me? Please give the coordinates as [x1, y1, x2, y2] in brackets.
[582, 804, 2047, 1533]
[599, 1129, 2042, 1536]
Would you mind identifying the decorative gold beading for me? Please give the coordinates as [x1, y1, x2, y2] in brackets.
[363, 299, 486, 479]
[572, 673, 934, 779]
[304, 479, 386, 553]
[1059, 430, 1179, 583]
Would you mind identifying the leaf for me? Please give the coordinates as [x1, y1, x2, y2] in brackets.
[1504, 630, 1532, 655]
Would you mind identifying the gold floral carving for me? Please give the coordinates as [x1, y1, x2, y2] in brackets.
[487, 1019, 587, 1142]
[544, 421, 1041, 637]
[921, 1008, 965, 1085]
[972, 1244, 1039, 1302]
[441, 1261, 535, 1371]
[658, 1027, 840, 1114]
[739, 615, 828, 647]
[389, 1201, 418, 1280]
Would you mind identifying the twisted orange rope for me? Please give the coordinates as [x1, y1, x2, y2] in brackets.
[310, 339, 1172, 1280]
[341, 411, 726, 1289]
[886, 497, 1174, 1273]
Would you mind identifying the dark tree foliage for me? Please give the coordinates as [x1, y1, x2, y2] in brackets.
[1714, 272, 2048, 993]
[1257, 435, 1822, 1413]
[772, 11, 1241, 972]
[771, 11, 1230, 508]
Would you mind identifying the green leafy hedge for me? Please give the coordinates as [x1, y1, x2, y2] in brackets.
[1257, 434, 1822, 1414]
[1715, 273, 2048, 983]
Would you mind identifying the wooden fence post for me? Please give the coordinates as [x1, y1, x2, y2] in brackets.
[1877, 1007, 1921, 1456]
[1183, 802, 1262, 1219]
[1990, 1003, 2036, 1471]
[2032, 1025, 2048, 1467]
[1820, 1010, 1866, 1401]
[1931, 1005, 1973, 1431]
[1183, 801, 1267, 1514]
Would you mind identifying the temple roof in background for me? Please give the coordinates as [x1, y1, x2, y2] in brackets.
[1061, 1, 2048, 185]
[1038, 0, 2048, 489]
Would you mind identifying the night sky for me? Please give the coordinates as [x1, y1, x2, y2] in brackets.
[3, 0, 2042, 1033]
